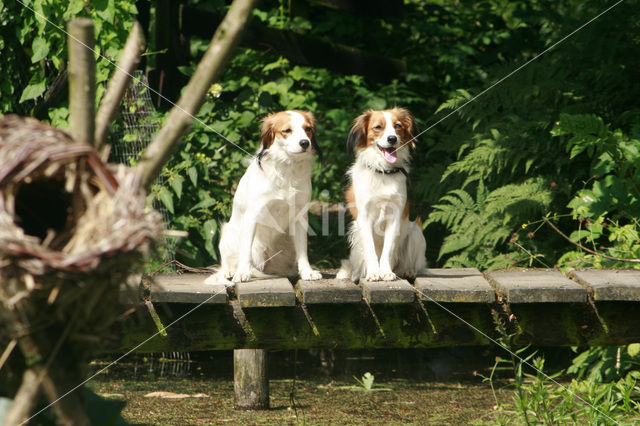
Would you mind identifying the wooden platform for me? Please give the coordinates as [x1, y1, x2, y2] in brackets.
[109, 268, 640, 352]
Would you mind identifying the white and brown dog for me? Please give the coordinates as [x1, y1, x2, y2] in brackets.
[205, 110, 323, 284]
[337, 107, 427, 282]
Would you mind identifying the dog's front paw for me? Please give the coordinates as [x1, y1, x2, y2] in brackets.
[204, 272, 234, 286]
[336, 269, 350, 280]
[365, 272, 381, 281]
[300, 269, 322, 280]
[204, 274, 221, 285]
[380, 271, 397, 281]
[232, 270, 252, 282]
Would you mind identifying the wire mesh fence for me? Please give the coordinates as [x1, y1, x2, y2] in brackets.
[109, 70, 176, 267]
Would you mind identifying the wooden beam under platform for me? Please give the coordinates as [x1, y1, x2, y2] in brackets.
[106, 268, 640, 353]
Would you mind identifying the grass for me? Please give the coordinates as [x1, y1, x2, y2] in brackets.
[89, 376, 516, 424]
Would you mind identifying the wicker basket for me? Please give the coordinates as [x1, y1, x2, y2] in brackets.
[0, 115, 162, 381]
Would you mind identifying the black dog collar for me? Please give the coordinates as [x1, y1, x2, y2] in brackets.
[372, 167, 408, 178]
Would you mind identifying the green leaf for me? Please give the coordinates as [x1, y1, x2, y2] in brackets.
[289, 66, 311, 81]
[157, 186, 174, 214]
[569, 230, 590, 242]
[262, 57, 288, 72]
[190, 197, 215, 211]
[202, 219, 218, 259]
[19, 78, 46, 103]
[239, 111, 255, 127]
[66, 0, 86, 16]
[31, 36, 50, 63]
[569, 143, 588, 159]
[170, 176, 184, 200]
[367, 97, 386, 110]
[628, 343, 640, 357]
[122, 133, 137, 142]
[188, 167, 198, 187]
[439, 234, 473, 258]
[177, 65, 195, 77]
[94, 0, 115, 23]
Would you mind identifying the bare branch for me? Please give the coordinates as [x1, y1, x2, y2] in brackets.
[3, 369, 41, 426]
[0, 338, 17, 371]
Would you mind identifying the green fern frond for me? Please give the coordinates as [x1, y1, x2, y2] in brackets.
[439, 234, 474, 259]
[484, 179, 552, 216]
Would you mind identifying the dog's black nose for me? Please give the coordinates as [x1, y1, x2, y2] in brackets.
[299, 139, 310, 150]
[387, 135, 398, 145]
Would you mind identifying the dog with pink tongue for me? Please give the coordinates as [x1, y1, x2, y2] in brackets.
[338, 107, 427, 282]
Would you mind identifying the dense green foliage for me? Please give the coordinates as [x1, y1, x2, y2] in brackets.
[161, 0, 640, 270]
[424, 3, 640, 269]
[0, 0, 137, 125]
[2, 2, 640, 422]
[4, 0, 639, 270]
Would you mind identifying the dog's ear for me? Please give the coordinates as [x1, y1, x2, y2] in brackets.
[394, 107, 417, 149]
[260, 113, 275, 150]
[300, 110, 322, 162]
[407, 118, 418, 150]
[257, 113, 275, 168]
[409, 121, 418, 150]
[347, 111, 371, 154]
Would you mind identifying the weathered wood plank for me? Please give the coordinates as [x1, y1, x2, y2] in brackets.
[152, 273, 228, 304]
[104, 269, 640, 352]
[297, 277, 362, 304]
[487, 269, 587, 303]
[236, 278, 296, 307]
[415, 268, 495, 303]
[362, 279, 415, 304]
[569, 269, 640, 301]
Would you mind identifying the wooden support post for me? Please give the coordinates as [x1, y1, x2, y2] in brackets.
[233, 349, 269, 410]
[67, 19, 95, 146]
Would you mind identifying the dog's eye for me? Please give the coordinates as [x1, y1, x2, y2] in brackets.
[283, 128, 292, 134]
[305, 127, 312, 132]
[374, 125, 383, 131]
[394, 123, 402, 129]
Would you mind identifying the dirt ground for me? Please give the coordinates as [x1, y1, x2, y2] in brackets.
[91, 376, 518, 424]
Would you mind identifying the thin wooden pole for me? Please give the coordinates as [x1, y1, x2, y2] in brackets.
[136, 0, 256, 190]
[67, 19, 96, 146]
[95, 20, 145, 154]
[3, 369, 40, 426]
[234, 349, 269, 410]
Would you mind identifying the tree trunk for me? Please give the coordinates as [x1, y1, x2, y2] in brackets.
[136, 0, 256, 190]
